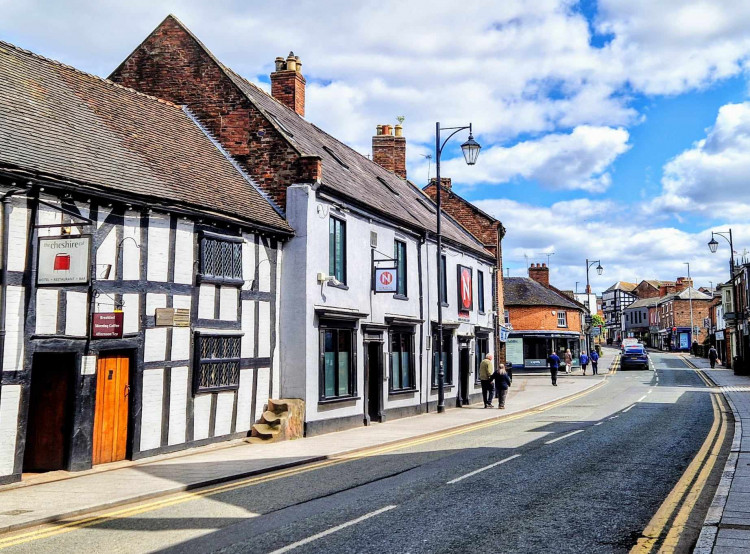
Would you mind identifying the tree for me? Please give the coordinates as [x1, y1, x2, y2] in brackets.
[592, 314, 605, 327]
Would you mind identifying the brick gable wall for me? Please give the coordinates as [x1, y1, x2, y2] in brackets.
[633, 282, 660, 299]
[109, 16, 310, 209]
[507, 306, 583, 333]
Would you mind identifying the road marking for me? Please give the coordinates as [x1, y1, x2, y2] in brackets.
[609, 415, 619, 420]
[648, 390, 652, 394]
[594, 422, 604, 426]
[638, 395, 647, 402]
[447, 454, 521, 484]
[631, 373, 726, 553]
[268, 505, 398, 554]
[545, 429, 584, 444]
[622, 404, 636, 413]
[0, 376, 614, 550]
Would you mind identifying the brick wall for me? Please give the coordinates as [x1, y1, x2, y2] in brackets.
[633, 282, 660, 299]
[507, 305, 583, 334]
[109, 15, 309, 209]
[672, 299, 711, 343]
[270, 69, 305, 116]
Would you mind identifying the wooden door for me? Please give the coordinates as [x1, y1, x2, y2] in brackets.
[93, 354, 130, 465]
[23, 353, 75, 472]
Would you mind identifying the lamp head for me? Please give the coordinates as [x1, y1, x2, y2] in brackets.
[708, 237, 719, 254]
[596, 263, 604, 276]
[461, 133, 481, 166]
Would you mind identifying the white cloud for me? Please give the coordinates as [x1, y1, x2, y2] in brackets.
[650, 102, 750, 217]
[419, 125, 630, 192]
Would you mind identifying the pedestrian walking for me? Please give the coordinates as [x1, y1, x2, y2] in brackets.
[590, 349, 599, 375]
[548, 351, 561, 386]
[479, 353, 494, 408]
[564, 349, 573, 374]
[708, 346, 719, 369]
[491, 364, 512, 409]
[580, 351, 589, 375]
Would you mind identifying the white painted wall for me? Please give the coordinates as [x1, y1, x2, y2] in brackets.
[140, 368, 164, 451]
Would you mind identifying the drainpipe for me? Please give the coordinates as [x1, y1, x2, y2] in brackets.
[417, 234, 425, 413]
[0, 187, 23, 368]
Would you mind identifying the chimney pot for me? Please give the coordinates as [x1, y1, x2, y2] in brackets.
[372, 123, 406, 178]
[394, 124, 403, 137]
[274, 56, 285, 71]
[376, 124, 383, 135]
[382, 124, 392, 135]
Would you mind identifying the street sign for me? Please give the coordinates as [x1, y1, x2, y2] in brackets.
[592, 327, 601, 337]
[585, 314, 592, 324]
[374, 268, 397, 293]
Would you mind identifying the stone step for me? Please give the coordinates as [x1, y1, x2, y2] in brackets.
[263, 410, 283, 424]
[251, 423, 281, 439]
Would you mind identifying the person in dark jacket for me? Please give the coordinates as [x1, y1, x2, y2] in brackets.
[580, 352, 589, 375]
[708, 346, 719, 369]
[590, 349, 599, 374]
[491, 364, 512, 408]
[548, 351, 560, 386]
[478, 353, 494, 408]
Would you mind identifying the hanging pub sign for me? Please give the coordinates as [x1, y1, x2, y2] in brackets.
[37, 235, 91, 285]
[374, 267, 398, 293]
[92, 311, 124, 339]
[457, 265, 473, 316]
[499, 325, 510, 343]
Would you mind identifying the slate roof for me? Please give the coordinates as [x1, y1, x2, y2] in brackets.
[0, 40, 292, 234]
[605, 281, 638, 292]
[624, 297, 659, 310]
[504, 277, 583, 310]
[143, 17, 492, 258]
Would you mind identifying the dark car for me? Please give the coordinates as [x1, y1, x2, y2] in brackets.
[621, 345, 650, 370]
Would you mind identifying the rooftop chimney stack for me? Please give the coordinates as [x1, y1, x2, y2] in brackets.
[270, 51, 306, 117]
[372, 123, 407, 179]
[528, 262, 550, 288]
[428, 177, 452, 191]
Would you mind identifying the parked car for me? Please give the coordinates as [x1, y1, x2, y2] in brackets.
[621, 345, 650, 370]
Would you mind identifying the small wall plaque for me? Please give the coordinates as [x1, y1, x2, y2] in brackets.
[173, 308, 190, 327]
[81, 355, 97, 375]
[155, 307, 190, 327]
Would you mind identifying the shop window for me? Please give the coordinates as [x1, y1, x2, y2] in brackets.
[431, 331, 453, 387]
[390, 328, 415, 391]
[320, 325, 356, 400]
[199, 234, 243, 284]
[194, 334, 241, 392]
[477, 270, 485, 312]
[475, 336, 489, 383]
[557, 311, 567, 327]
[394, 240, 407, 297]
[329, 217, 346, 284]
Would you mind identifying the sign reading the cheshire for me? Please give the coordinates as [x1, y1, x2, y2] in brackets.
[37, 236, 91, 285]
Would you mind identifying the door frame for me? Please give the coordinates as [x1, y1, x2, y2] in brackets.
[93, 349, 135, 464]
[362, 327, 386, 425]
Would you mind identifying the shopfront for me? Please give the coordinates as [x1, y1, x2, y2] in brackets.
[505, 332, 583, 369]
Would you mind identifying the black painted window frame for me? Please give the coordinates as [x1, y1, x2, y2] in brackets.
[329, 216, 347, 284]
[439, 255, 448, 305]
[477, 270, 485, 313]
[193, 332, 242, 394]
[198, 232, 244, 286]
[389, 326, 416, 392]
[394, 239, 407, 298]
[431, 330, 454, 388]
[319, 319, 357, 401]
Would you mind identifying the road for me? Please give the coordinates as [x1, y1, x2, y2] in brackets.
[0, 352, 730, 553]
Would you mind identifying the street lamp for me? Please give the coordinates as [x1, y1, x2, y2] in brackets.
[585, 259, 603, 353]
[435, 122, 481, 413]
[708, 229, 742, 372]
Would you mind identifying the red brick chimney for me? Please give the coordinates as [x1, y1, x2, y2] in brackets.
[270, 52, 305, 116]
[528, 263, 550, 287]
[372, 124, 406, 178]
[428, 177, 452, 191]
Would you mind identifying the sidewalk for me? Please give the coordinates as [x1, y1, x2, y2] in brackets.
[0, 350, 617, 536]
[685, 355, 750, 553]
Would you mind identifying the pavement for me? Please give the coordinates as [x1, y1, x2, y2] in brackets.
[0, 348, 618, 537]
[684, 354, 750, 553]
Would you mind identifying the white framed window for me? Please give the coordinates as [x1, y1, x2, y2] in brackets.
[504, 310, 510, 325]
[557, 311, 567, 327]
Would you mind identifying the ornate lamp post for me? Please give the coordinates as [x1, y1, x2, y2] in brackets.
[585, 259, 603, 352]
[708, 230, 743, 372]
[435, 123, 481, 413]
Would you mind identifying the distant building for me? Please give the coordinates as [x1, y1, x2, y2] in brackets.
[602, 282, 637, 342]
[654, 288, 713, 351]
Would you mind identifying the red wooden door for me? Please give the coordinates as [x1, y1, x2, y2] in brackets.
[93, 354, 130, 465]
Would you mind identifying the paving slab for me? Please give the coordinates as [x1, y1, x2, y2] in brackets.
[0, 351, 618, 535]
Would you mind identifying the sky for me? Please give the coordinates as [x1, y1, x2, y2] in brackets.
[2, 0, 750, 294]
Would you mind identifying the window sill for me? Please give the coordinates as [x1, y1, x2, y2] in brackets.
[197, 275, 244, 287]
[388, 387, 418, 396]
[318, 395, 360, 405]
[392, 294, 409, 301]
[430, 384, 455, 391]
[326, 281, 349, 290]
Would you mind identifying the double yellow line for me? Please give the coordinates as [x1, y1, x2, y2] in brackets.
[630, 368, 727, 553]
[0, 375, 611, 550]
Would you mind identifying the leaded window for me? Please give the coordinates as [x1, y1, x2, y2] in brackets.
[194, 334, 241, 393]
[390, 328, 414, 391]
[199, 234, 243, 283]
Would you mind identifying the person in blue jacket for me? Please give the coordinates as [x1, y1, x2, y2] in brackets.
[590, 349, 600, 375]
[580, 351, 589, 375]
[547, 351, 561, 386]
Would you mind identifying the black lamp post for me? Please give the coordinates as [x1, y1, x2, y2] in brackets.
[708, 230, 742, 372]
[585, 259, 603, 352]
[435, 122, 481, 413]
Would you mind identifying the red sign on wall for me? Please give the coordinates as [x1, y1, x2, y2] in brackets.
[457, 265, 473, 314]
[92, 312, 124, 339]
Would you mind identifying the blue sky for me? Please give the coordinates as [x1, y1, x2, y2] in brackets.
[2, 0, 750, 292]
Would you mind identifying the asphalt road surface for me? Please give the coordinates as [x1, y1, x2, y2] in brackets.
[0, 352, 726, 553]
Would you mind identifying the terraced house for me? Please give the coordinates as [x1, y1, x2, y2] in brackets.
[0, 41, 291, 484]
[111, 16, 497, 435]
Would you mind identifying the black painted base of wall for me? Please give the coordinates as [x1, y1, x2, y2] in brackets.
[0, 473, 21, 486]
[132, 430, 251, 460]
[305, 413, 364, 437]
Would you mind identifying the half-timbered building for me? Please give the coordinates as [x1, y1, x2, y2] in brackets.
[0, 41, 292, 483]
